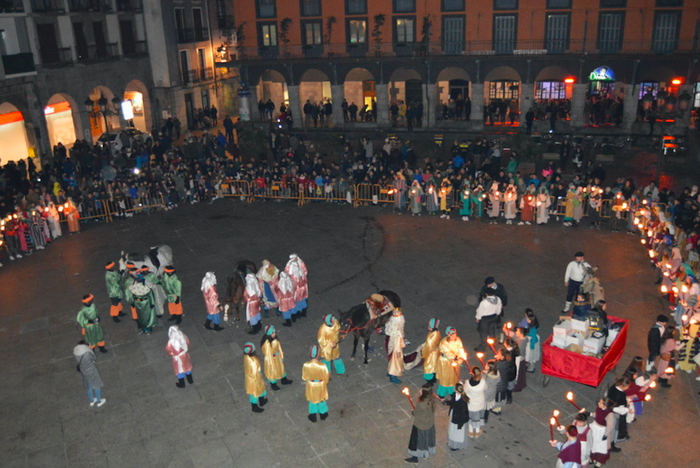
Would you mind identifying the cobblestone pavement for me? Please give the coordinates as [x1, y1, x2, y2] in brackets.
[1, 199, 699, 468]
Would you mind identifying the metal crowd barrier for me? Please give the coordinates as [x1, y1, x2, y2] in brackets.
[218, 180, 252, 202]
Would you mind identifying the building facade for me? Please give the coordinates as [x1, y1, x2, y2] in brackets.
[223, 0, 700, 133]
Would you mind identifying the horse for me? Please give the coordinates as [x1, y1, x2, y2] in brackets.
[222, 260, 258, 322]
[338, 290, 401, 365]
[119, 245, 174, 317]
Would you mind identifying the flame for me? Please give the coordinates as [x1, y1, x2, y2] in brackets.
[553, 409, 560, 417]
[476, 352, 484, 358]
[665, 263, 672, 269]
[58, 206, 64, 212]
[487, 338, 494, 345]
[691, 319, 697, 324]
[682, 285, 689, 293]
[566, 391, 574, 401]
[616, 193, 621, 199]
[550, 417, 556, 425]
[31, 211, 36, 216]
[649, 381, 656, 388]
[644, 394, 651, 401]
[661, 285, 668, 293]
[672, 286, 679, 294]
[648, 229, 653, 237]
[634, 217, 640, 225]
[641, 239, 647, 244]
[452, 362, 458, 368]
[429, 187, 434, 194]
[598, 189, 603, 194]
[663, 271, 669, 277]
[665, 367, 674, 374]
[621, 203, 628, 209]
[507, 322, 512, 329]
[402, 387, 410, 396]
[642, 199, 648, 205]
[45, 207, 49, 213]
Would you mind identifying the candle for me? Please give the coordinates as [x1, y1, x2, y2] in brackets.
[661, 285, 668, 293]
[476, 352, 486, 367]
[549, 417, 555, 440]
[641, 239, 646, 244]
[451, 361, 461, 380]
[507, 322, 512, 329]
[487, 338, 497, 353]
[648, 250, 655, 258]
[644, 394, 651, 402]
[664, 367, 674, 375]
[402, 387, 415, 410]
[552, 409, 561, 428]
[566, 391, 582, 410]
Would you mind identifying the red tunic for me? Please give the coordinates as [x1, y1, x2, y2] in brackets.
[520, 195, 534, 222]
[166, 339, 192, 375]
[244, 289, 261, 321]
[277, 278, 297, 313]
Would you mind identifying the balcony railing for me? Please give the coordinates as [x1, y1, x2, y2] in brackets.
[41, 47, 73, 66]
[176, 28, 210, 44]
[2, 53, 36, 75]
[218, 15, 235, 30]
[0, 0, 24, 13]
[68, 0, 111, 12]
[116, 0, 142, 11]
[224, 39, 699, 62]
[31, 0, 65, 12]
[77, 42, 119, 61]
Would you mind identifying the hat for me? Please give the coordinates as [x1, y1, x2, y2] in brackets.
[309, 345, 319, 359]
[140, 266, 150, 272]
[656, 315, 669, 323]
[82, 294, 94, 304]
[164, 265, 176, 273]
[446, 326, 456, 336]
[105, 261, 115, 269]
[429, 318, 440, 330]
[323, 314, 335, 327]
[265, 325, 275, 336]
[243, 343, 255, 355]
[574, 251, 585, 257]
[484, 276, 495, 286]
[126, 261, 136, 270]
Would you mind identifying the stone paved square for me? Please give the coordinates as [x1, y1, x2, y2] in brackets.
[1, 199, 699, 468]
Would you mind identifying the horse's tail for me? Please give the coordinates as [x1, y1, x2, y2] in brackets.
[378, 290, 401, 309]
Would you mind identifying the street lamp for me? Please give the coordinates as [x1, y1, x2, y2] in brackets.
[85, 94, 122, 157]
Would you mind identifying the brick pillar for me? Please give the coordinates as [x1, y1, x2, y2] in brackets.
[470, 83, 484, 122]
[287, 85, 302, 129]
[331, 84, 344, 128]
[376, 83, 389, 127]
[570, 84, 587, 129]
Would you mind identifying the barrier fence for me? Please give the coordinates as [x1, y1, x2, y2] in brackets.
[55, 194, 168, 225]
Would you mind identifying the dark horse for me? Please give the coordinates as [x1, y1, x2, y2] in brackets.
[338, 290, 401, 365]
[223, 260, 257, 322]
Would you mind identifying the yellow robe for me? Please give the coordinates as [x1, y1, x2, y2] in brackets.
[436, 336, 465, 388]
[262, 338, 286, 381]
[422, 330, 441, 375]
[439, 186, 452, 211]
[244, 355, 266, 398]
[302, 359, 330, 404]
[317, 322, 341, 361]
[388, 334, 405, 377]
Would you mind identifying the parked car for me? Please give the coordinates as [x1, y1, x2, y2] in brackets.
[97, 128, 152, 152]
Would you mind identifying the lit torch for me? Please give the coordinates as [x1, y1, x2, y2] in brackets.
[566, 391, 582, 410]
[549, 417, 556, 441]
[402, 387, 415, 410]
[476, 352, 486, 367]
[487, 338, 497, 354]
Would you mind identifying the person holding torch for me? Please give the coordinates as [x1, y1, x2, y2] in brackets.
[436, 327, 466, 401]
[550, 425, 582, 468]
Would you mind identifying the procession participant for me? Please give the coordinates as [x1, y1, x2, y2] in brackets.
[122, 261, 138, 321]
[166, 325, 193, 388]
[561, 411, 592, 468]
[536, 187, 551, 225]
[405, 383, 437, 463]
[302, 345, 330, 422]
[2, 217, 22, 260]
[564, 252, 591, 313]
[243, 342, 267, 413]
[392, 171, 407, 214]
[408, 180, 424, 216]
[487, 182, 501, 224]
[317, 314, 346, 376]
[385, 308, 406, 384]
[422, 318, 441, 383]
[28, 208, 46, 250]
[606, 377, 631, 452]
[64, 198, 80, 233]
[589, 399, 615, 467]
[436, 327, 466, 400]
[646, 314, 668, 372]
[459, 184, 472, 221]
[447, 382, 470, 451]
[479, 276, 508, 320]
[130, 279, 157, 335]
[518, 186, 535, 225]
[162, 265, 183, 324]
[141, 265, 166, 318]
[439, 178, 453, 219]
[74, 340, 105, 407]
[244, 273, 263, 335]
[260, 325, 293, 390]
[656, 327, 677, 388]
[475, 288, 502, 352]
[256, 260, 280, 318]
[285, 253, 308, 319]
[105, 261, 126, 323]
[470, 184, 485, 220]
[425, 181, 439, 215]
[523, 309, 541, 373]
[549, 425, 582, 468]
[503, 184, 518, 225]
[277, 271, 297, 327]
[46, 202, 62, 239]
[76, 294, 107, 353]
[464, 367, 487, 438]
[484, 360, 500, 415]
[201, 272, 224, 332]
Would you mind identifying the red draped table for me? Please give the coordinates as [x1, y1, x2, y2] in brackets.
[541, 315, 629, 387]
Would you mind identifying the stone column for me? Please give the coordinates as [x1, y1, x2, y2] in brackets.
[569, 84, 587, 129]
[331, 84, 344, 128]
[287, 85, 302, 129]
[375, 83, 390, 127]
[425, 83, 436, 127]
[677, 84, 694, 130]
[470, 83, 484, 122]
[519, 83, 533, 126]
[621, 84, 639, 131]
[248, 85, 259, 120]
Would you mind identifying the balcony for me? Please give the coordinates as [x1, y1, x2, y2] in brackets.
[347, 43, 368, 57]
[31, 0, 65, 13]
[302, 44, 323, 58]
[41, 47, 73, 66]
[0, 0, 24, 13]
[176, 28, 210, 44]
[76, 42, 119, 61]
[2, 53, 36, 76]
[123, 40, 147, 56]
[218, 15, 235, 31]
[116, 0, 142, 11]
[68, 0, 111, 12]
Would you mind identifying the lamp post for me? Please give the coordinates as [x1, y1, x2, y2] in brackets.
[654, 88, 669, 186]
[85, 94, 122, 157]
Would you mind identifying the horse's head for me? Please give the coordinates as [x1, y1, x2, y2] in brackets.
[337, 309, 354, 340]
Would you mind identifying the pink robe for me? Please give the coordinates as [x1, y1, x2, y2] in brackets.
[166, 339, 192, 375]
[286, 261, 309, 302]
[203, 286, 220, 316]
[277, 278, 297, 313]
[244, 289, 261, 321]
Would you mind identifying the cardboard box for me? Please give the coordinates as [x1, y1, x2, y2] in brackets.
[566, 331, 585, 348]
[552, 336, 568, 349]
[605, 329, 619, 347]
[571, 317, 589, 333]
[584, 333, 606, 354]
[553, 319, 572, 341]
[566, 343, 583, 354]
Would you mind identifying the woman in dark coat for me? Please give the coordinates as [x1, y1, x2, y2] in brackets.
[74, 340, 105, 407]
[447, 382, 470, 450]
[405, 383, 437, 463]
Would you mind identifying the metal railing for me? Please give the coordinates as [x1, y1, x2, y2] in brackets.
[176, 27, 210, 44]
[0, 0, 24, 13]
[230, 38, 699, 62]
[68, 0, 111, 12]
[31, 0, 64, 12]
[61, 194, 168, 224]
[116, 0, 142, 11]
[123, 40, 147, 56]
